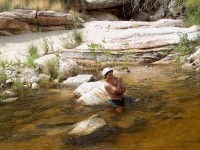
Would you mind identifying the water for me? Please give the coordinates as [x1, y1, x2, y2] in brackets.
[0, 65, 200, 150]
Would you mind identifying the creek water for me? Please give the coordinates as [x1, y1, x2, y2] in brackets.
[0, 65, 200, 150]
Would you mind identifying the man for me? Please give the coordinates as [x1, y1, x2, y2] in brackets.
[102, 67, 126, 113]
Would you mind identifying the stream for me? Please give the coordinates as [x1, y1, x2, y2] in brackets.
[0, 65, 200, 150]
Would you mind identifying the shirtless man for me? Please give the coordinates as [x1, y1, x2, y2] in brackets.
[102, 67, 126, 113]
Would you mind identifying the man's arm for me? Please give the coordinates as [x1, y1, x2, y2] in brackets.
[118, 77, 126, 93]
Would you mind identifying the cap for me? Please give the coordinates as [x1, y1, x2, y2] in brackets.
[102, 67, 113, 77]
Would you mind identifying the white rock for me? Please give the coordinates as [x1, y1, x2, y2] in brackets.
[63, 74, 93, 86]
[31, 82, 39, 89]
[75, 81, 109, 105]
[68, 117, 106, 136]
[1, 97, 19, 103]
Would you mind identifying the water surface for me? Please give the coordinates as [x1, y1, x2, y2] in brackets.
[0, 65, 200, 150]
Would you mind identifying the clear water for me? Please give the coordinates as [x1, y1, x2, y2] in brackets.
[0, 65, 200, 150]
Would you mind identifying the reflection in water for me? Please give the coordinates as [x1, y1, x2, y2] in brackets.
[0, 65, 200, 150]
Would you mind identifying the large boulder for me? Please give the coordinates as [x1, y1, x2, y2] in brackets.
[0, 9, 75, 36]
[0, 15, 31, 36]
[74, 81, 109, 105]
[59, 58, 80, 80]
[34, 54, 80, 80]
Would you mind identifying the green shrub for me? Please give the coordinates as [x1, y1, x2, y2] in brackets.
[41, 37, 54, 55]
[183, 0, 200, 25]
[72, 30, 83, 45]
[46, 58, 60, 80]
[27, 44, 40, 67]
[11, 79, 26, 97]
[87, 42, 112, 73]
[0, 0, 11, 12]
[0, 70, 7, 84]
[59, 30, 82, 49]
[177, 33, 193, 56]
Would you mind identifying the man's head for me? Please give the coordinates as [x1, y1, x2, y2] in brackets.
[102, 67, 113, 78]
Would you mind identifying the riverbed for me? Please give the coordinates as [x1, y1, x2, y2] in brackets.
[0, 64, 200, 150]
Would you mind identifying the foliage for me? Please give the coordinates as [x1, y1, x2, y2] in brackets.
[177, 33, 193, 56]
[122, 53, 132, 70]
[0, 0, 10, 12]
[175, 32, 193, 71]
[41, 37, 54, 55]
[0, 59, 12, 70]
[72, 30, 83, 45]
[27, 44, 40, 67]
[87, 42, 112, 73]
[59, 30, 82, 49]
[0, 70, 7, 84]
[11, 79, 27, 97]
[183, 0, 200, 25]
[46, 57, 60, 80]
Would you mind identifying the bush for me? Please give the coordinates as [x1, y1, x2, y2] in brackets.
[183, 0, 200, 25]
[46, 58, 60, 80]
[27, 44, 40, 67]
[0, 0, 10, 12]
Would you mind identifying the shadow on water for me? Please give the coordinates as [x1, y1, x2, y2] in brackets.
[0, 65, 200, 149]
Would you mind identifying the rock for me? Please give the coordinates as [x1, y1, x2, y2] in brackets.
[34, 54, 57, 74]
[31, 82, 39, 89]
[62, 74, 94, 86]
[74, 81, 109, 105]
[3, 90, 17, 97]
[0, 14, 31, 35]
[88, 11, 119, 21]
[153, 19, 183, 27]
[0, 9, 75, 36]
[131, 11, 149, 21]
[85, 0, 130, 9]
[23, 69, 39, 78]
[5, 79, 13, 85]
[1, 97, 19, 104]
[37, 11, 74, 26]
[68, 116, 106, 136]
[168, 0, 183, 17]
[185, 46, 200, 71]
[74, 81, 103, 97]
[30, 76, 38, 83]
[59, 58, 80, 80]
[38, 73, 51, 82]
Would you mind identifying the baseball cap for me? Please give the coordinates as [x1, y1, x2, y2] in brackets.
[102, 67, 113, 77]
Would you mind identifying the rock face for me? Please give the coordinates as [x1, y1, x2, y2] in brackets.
[61, 19, 200, 63]
[0, 9, 75, 36]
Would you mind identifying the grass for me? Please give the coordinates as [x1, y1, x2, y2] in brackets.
[46, 57, 60, 80]
[41, 37, 54, 55]
[0, 0, 10, 12]
[27, 44, 40, 67]
[11, 79, 28, 98]
[59, 30, 83, 49]
[87, 42, 112, 74]
[183, 0, 200, 26]
[175, 32, 200, 71]
[0, 0, 63, 12]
